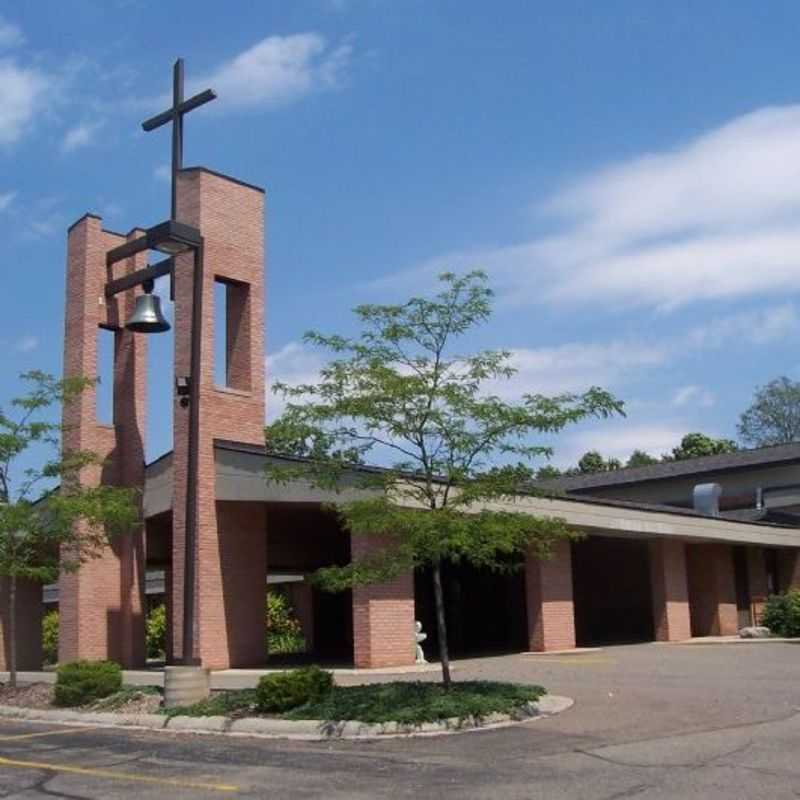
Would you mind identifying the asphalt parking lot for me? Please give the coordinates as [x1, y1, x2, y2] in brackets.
[0, 642, 798, 798]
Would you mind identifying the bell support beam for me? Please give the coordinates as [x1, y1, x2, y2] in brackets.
[105, 257, 173, 298]
[106, 220, 202, 267]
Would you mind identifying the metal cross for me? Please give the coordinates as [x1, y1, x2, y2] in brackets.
[142, 58, 217, 220]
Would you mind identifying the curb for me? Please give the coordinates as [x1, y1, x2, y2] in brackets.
[0, 695, 574, 740]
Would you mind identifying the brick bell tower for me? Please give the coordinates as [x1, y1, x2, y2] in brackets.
[58, 59, 266, 671]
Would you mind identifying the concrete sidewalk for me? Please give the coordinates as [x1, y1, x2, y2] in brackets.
[0, 661, 444, 691]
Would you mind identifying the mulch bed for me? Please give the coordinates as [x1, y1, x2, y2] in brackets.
[0, 682, 55, 709]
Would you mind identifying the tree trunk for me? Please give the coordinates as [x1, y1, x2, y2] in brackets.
[8, 575, 16, 689]
[431, 562, 451, 688]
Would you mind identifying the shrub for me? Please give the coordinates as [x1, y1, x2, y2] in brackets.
[42, 609, 59, 665]
[761, 590, 800, 637]
[146, 604, 167, 660]
[54, 660, 122, 707]
[255, 666, 333, 713]
[266, 590, 305, 655]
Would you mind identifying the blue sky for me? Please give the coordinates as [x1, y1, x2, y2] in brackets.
[3, 1, 800, 470]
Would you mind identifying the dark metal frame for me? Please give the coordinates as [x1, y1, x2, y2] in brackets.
[105, 219, 205, 667]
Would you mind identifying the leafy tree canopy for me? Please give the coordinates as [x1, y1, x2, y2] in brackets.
[0, 371, 139, 685]
[670, 432, 738, 461]
[737, 376, 800, 447]
[265, 271, 624, 683]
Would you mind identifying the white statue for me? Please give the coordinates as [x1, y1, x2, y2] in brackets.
[415, 620, 427, 664]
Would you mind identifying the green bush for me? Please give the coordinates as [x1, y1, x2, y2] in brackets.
[266, 590, 305, 655]
[146, 604, 167, 660]
[761, 590, 800, 637]
[42, 609, 59, 665]
[255, 666, 333, 713]
[54, 660, 123, 707]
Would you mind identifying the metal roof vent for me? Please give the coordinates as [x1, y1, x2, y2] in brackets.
[693, 483, 722, 517]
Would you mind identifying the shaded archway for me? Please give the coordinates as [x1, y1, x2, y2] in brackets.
[572, 536, 654, 646]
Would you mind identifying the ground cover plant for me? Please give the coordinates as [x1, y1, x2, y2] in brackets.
[283, 681, 546, 724]
[164, 676, 546, 725]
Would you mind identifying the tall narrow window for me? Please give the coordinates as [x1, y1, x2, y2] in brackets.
[96, 326, 115, 425]
[214, 277, 251, 391]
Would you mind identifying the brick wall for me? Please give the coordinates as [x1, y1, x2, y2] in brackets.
[351, 535, 415, 668]
[170, 169, 266, 668]
[525, 540, 576, 651]
[686, 543, 738, 637]
[58, 217, 146, 667]
[649, 539, 691, 642]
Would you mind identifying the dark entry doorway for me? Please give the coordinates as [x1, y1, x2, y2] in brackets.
[415, 561, 528, 658]
[572, 536, 654, 646]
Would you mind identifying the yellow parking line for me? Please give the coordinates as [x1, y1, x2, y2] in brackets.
[0, 727, 97, 742]
[0, 755, 239, 793]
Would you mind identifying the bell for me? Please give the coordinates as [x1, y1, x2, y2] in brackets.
[126, 289, 170, 334]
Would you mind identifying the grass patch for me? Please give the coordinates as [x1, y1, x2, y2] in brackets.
[284, 681, 546, 724]
[162, 689, 258, 718]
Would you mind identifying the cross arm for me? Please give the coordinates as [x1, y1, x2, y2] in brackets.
[141, 89, 218, 131]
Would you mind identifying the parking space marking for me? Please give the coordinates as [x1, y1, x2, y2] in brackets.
[0, 727, 98, 742]
[0, 755, 239, 793]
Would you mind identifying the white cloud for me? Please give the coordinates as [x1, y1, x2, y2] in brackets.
[686, 304, 798, 348]
[556, 423, 687, 467]
[265, 341, 326, 421]
[14, 335, 38, 353]
[61, 121, 102, 153]
[153, 163, 170, 183]
[0, 58, 49, 145]
[0, 16, 23, 49]
[672, 385, 715, 409]
[189, 33, 352, 111]
[494, 341, 667, 397]
[379, 105, 800, 312]
[0, 190, 14, 210]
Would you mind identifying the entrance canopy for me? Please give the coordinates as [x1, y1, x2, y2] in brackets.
[144, 439, 800, 550]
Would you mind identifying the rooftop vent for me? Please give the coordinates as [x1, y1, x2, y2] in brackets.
[693, 483, 722, 517]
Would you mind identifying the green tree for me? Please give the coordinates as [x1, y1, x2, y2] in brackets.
[535, 464, 563, 480]
[264, 272, 623, 686]
[737, 377, 800, 447]
[670, 432, 738, 461]
[576, 450, 622, 474]
[0, 372, 139, 686]
[626, 449, 659, 468]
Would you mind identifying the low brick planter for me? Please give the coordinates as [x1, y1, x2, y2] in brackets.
[0, 694, 573, 740]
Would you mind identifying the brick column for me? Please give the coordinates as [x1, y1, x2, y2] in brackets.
[747, 547, 770, 625]
[525, 540, 576, 651]
[59, 216, 147, 667]
[687, 543, 738, 636]
[351, 535, 415, 668]
[170, 168, 266, 668]
[649, 539, 691, 642]
[0, 579, 43, 671]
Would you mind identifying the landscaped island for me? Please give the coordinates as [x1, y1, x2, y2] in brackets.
[0, 662, 547, 729]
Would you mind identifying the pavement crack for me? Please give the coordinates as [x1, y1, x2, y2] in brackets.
[576, 739, 754, 771]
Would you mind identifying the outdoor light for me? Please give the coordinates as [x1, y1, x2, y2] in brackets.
[125, 279, 170, 334]
[175, 375, 191, 407]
